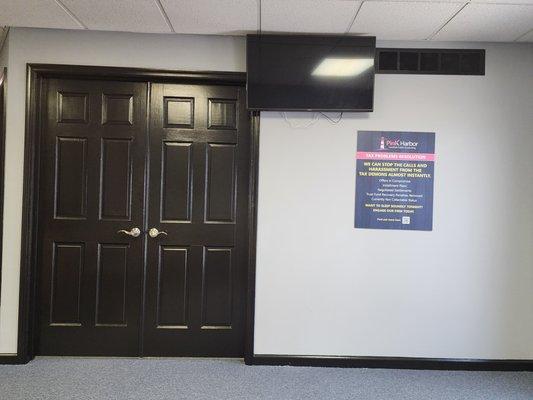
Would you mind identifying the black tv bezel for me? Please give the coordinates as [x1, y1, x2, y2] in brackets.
[246, 34, 376, 112]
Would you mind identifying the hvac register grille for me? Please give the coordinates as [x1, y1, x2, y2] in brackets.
[376, 48, 485, 75]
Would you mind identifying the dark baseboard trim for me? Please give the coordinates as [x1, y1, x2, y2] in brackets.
[248, 355, 533, 371]
[0, 355, 31, 365]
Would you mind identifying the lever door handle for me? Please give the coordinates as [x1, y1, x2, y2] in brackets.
[117, 227, 141, 237]
[148, 228, 168, 238]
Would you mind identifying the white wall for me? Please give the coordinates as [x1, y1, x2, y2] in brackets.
[0, 27, 246, 355]
[1, 28, 532, 360]
[255, 43, 533, 359]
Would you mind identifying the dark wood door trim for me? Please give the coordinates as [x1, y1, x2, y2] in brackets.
[25, 64, 247, 85]
[13, 64, 259, 364]
[0, 68, 6, 310]
[244, 112, 259, 365]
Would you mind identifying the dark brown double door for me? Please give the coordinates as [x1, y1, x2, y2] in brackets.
[37, 78, 249, 357]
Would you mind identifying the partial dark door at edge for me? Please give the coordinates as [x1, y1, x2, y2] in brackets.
[37, 78, 249, 357]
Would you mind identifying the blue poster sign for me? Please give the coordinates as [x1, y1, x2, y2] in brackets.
[355, 131, 435, 231]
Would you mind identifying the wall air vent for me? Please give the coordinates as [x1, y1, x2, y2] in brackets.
[376, 48, 485, 75]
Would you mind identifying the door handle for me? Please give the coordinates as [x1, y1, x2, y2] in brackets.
[117, 227, 141, 237]
[148, 228, 168, 238]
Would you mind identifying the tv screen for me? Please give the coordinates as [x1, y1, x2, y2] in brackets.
[247, 34, 376, 112]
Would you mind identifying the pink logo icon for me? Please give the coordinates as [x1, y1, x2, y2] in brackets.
[379, 136, 386, 150]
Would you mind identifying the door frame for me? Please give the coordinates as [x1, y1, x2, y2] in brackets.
[14, 64, 259, 364]
[0, 68, 6, 310]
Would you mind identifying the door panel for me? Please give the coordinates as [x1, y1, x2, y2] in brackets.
[160, 142, 193, 222]
[99, 138, 133, 220]
[205, 143, 236, 222]
[202, 247, 233, 328]
[49, 242, 84, 326]
[95, 244, 129, 327]
[37, 78, 147, 356]
[156, 246, 189, 328]
[143, 83, 250, 357]
[54, 137, 88, 218]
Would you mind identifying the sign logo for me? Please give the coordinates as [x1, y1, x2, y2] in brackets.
[378, 136, 419, 151]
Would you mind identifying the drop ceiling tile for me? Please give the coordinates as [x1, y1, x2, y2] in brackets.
[261, 0, 361, 34]
[366, 0, 532, 2]
[160, 0, 257, 35]
[62, 0, 171, 33]
[364, 0, 462, 2]
[471, 0, 533, 4]
[433, 4, 533, 42]
[517, 29, 533, 42]
[0, 0, 82, 29]
[350, 1, 463, 40]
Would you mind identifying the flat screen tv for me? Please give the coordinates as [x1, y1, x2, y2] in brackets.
[247, 34, 376, 112]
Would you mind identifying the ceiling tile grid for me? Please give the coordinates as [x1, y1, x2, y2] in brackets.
[260, 0, 361, 34]
[61, 0, 172, 33]
[517, 29, 533, 42]
[0, 0, 83, 30]
[0, 0, 532, 42]
[433, 3, 533, 42]
[350, 1, 465, 40]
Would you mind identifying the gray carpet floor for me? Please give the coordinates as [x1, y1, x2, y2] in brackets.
[0, 357, 532, 400]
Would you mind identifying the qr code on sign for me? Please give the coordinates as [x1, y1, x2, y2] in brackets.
[402, 216, 411, 225]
